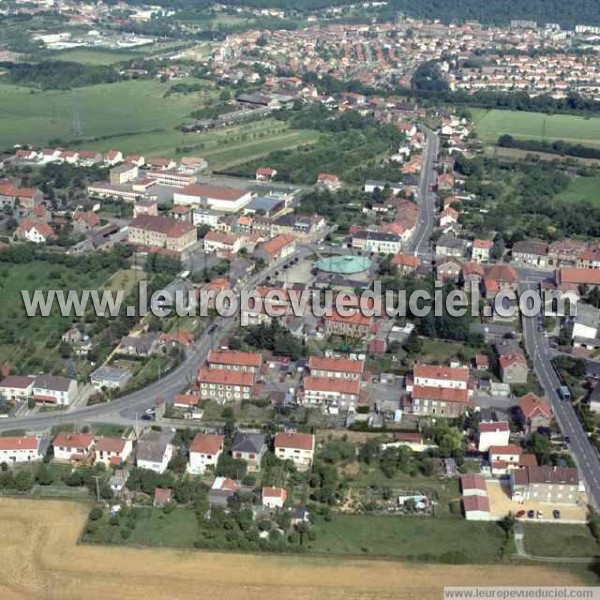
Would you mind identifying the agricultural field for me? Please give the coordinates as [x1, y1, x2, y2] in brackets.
[471, 108, 600, 147]
[0, 260, 113, 371]
[51, 49, 142, 65]
[0, 498, 590, 600]
[0, 80, 319, 167]
[556, 176, 600, 207]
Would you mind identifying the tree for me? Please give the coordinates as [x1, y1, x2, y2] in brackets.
[403, 330, 423, 355]
[35, 464, 54, 486]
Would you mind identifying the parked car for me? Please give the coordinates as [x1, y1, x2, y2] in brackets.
[527, 510, 535, 518]
[537, 510, 543, 519]
[516, 510, 525, 518]
[553, 510, 561, 519]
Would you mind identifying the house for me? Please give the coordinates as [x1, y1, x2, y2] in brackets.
[90, 366, 133, 390]
[94, 436, 133, 467]
[153, 487, 173, 507]
[173, 184, 253, 212]
[134, 200, 158, 218]
[324, 310, 373, 339]
[510, 466, 579, 504]
[472, 239, 494, 263]
[462, 495, 491, 521]
[256, 167, 277, 181]
[136, 431, 174, 474]
[173, 393, 199, 410]
[460, 474, 487, 496]
[572, 303, 600, 343]
[518, 393, 552, 432]
[308, 356, 364, 379]
[439, 207, 459, 228]
[274, 432, 315, 470]
[0, 181, 43, 211]
[146, 157, 177, 171]
[0, 436, 44, 463]
[412, 363, 470, 390]
[478, 421, 510, 452]
[436, 258, 462, 283]
[391, 432, 428, 452]
[483, 264, 519, 297]
[21, 221, 56, 244]
[192, 208, 222, 228]
[489, 444, 523, 475]
[203, 230, 242, 255]
[208, 477, 241, 507]
[461, 261, 485, 286]
[53, 432, 95, 462]
[118, 333, 159, 358]
[262, 487, 287, 509]
[498, 351, 529, 385]
[0, 375, 35, 400]
[178, 156, 207, 174]
[32, 375, 78, 406]
[124, 154, 145, 167]
[391, 253, 421, 274]
[316, 173, 341, 191]
[255, 234, 297, 264]
[208, 350, 263, 373]
[435, 236, 467, 258]
[109, 163, 138, 186]
[197, 368, 254, 403]
[512, 240, 549, 267]
[409, 385, 469, 417]
[302, 376, 360, 411]
[188, 433, 225, 475]
[104, 150, 123, 166]
[230, 432, 267, 471]
[128, 215, 197, 253]
[271, 214, 324, 240]
[72, 210, 100, 233]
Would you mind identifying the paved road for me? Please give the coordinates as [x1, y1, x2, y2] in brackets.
[0, 244, 319, 433]
[407, 128, 439, 258]
[521, 282, 600, 509]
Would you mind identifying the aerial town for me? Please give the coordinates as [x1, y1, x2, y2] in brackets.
[0, 0, 600, 597]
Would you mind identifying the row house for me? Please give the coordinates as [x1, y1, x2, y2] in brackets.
[511, 240, 549, 267]
[411, 363, 470, 390]
[302, 376, 361, 411]
[324, 309, 374, 339]
[308, 356, 364, 379]
[208, 350, 262, 373]
[510, 466, 579, 505]
[0, 436, 45, 463]
[197, 367, 254, 403]
[409, 385, 469, 417]
[271, 214, 324, 241]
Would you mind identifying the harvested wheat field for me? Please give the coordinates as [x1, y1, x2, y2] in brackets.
[0, 498, 591, 600]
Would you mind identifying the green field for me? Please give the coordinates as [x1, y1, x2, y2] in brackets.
[311, 514, 506, 562]
[471, 108, 600, 147]
[52, 49, 142, 65]
[0, 80, 319, 167]
[523, 523, 599, 558]
[556, 176, 600, 206]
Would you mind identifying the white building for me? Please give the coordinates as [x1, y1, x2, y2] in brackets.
[0, 375, 35, 400]
[0, 436, 44, 463]
[173, 184, 252, 212]
[188, 433, 224, 475]
[136, 431, 174, 474]
[411, 364, 469, 390]
[274, 432, 315, 471]
[262, 487, 287, 509]
[192, 208, 222, 228]
[53, 432, 95, 462]
[478, 421, 510, 452]
[32, 375, 78, 406]
[94, 437, 133, 467]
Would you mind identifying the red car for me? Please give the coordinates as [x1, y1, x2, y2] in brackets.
[516, 510, 526, 518]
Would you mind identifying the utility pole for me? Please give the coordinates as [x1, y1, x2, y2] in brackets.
[93, 475, 101, 502]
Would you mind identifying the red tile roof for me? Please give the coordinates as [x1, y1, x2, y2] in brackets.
[308, 356, 364, 374]
[479, 421, 509, 433]
[189, 433, 224, 455]
[129, 215, 195, 238]
[413, 363, 469, 382]
[460, 474, 486, 491]
[208, 350, 262, 368]
[519, 393, 552, 419]
[0, 436, 38, 451]
[412, 385, 469, 404]
[462, 495, 490, 513]
[260, 234, 296, 256]
[53, 432, 94, 450]
[0, 375, 35, 389]
[303, 376, 360, 395]
[489, 445, 522, 456]
[94, 437, 127, 454]
[198, 367, 254, 387]
[274, 432, 314, 451]
[558, 268, 600, 286]
[177, 183, 247, 201]
[262, 486, 287, 501]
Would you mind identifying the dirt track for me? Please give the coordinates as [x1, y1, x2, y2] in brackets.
[0, 498, 591, 600]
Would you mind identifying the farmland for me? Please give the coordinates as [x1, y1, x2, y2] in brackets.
[51, 49, 143, 65]
[0, 80, 319, 168]
[471, 108, 600, 147]
[0, 498, 590, 600]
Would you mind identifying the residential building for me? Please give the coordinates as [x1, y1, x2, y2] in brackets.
[193, 208, 222, 228]
[188, 433, 225, 475]
[409, 385, 469, 417]
[391, 253, 421, 274]
[0, 436, 44, 463]
[136, 431, 174, 474]
[197, 367, 254, 403]
[208, 350, 262, 373]
[118, 333, 158, 357]
[412, 363, 470, 389]
[128, 215, 197, 253]
[471, 239, 493, 263]
[302, 376, 361, 410]
[462, 495, 491, 521]
[255, 234, 297, 264]
[324, 310, 373, 339]
[109, 164, 138, 185]
[489, 444, 523, 472]
[21, 221, 56, 244]
[308, 356, 364, 379]
[478, 421, 510, 452]
[90, 366, 133, 390]
[512, 240, 549, 267]
[435, 236, 467, 258]
[94, 437, 133, 467]
[274, 432, 315, 470]
[32, 375, 78, 406]
[510, 466, 579, 504]
[351, 231, 402, 255]
[230, 432, 267, 471]
[316, 173, 341, 191]
[262, 487, 287, 509]
[178, 156, 208, 174]
[173, 184, 252, 212]
[256, 167, 277, 181]
[498, 351, 529, 385]
[460, 474, 487, 497]
[518, 393, 552, 432]
[203, 230, 243, 255]
[0, 375, 35, 400]
[53, 432, 95, 462]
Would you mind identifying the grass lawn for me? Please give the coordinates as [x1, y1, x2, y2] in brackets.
[52, 49, 142, 65]
[471, 108, 600, 147]
[0, 260, 112, 371]
[104, 269, 146, 294]
[556, 176, 600, 207]
[419, 339, 476, 363]
[310, 514, 506, 562]
[523, 523, 599, 558]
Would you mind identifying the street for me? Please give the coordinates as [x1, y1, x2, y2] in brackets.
[521, 282, 600, 508]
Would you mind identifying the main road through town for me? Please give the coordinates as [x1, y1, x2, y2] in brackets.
[521, 282, 600, 508]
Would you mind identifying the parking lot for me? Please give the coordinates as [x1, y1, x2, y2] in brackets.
[485, 479, 588, 524]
